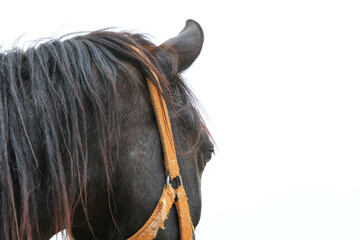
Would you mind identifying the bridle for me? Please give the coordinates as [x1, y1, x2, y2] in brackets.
[127, 47, 194, 240]
[69, 46, 194, 240]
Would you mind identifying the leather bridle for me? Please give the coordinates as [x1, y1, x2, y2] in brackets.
[127, 47, 194, 240]
[69, 46, 194, 240]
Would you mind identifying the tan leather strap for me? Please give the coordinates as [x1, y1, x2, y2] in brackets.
[174, 186, 194, 239]
[145, 72, 180, 180]
[130, 46, 180, 179]
[127, 46, 194, 240]
[127, 185, 176, 240]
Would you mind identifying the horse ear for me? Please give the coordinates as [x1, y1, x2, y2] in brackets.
[156, 20, 204, 74]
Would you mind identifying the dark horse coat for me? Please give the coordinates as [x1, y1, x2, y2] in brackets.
[0, 20, 214, 240]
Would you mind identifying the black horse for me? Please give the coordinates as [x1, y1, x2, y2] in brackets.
[0, 20, 214, 240]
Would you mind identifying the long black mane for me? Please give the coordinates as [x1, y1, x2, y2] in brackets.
[0, 31, 187, 240]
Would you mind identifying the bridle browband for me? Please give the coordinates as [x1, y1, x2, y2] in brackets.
[127, 47, 194, 240]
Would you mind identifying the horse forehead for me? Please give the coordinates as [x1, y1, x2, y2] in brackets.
[173, 86, 183, 109]
[170, 87, 194, 126]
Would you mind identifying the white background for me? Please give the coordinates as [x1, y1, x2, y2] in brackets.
[1, 1, 360, 239]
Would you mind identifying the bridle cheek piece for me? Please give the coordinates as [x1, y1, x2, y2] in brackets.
[127, 46, 194, 240]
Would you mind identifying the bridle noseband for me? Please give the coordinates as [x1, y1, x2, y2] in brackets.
[127, 47, 194, 240]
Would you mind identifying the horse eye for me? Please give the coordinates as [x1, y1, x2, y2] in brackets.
[203, 149, 214, 162]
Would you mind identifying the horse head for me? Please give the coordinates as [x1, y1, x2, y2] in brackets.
[0, 20, 213, 240]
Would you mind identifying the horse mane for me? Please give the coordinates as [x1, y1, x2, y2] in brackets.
[0, 30, 178, 240]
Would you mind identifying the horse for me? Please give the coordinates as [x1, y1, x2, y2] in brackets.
[0, 19, 214, 240]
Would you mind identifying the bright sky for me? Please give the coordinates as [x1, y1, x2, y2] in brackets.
[1, 1, 360, 239]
